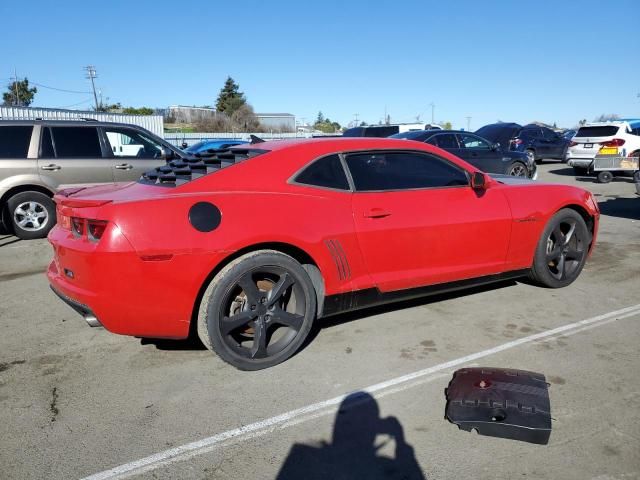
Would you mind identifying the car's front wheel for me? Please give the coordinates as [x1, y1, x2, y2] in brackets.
[198, 250, 317, 370]
[528, 209, 591, 288]
[507, 162, 528, 177]
[6, 191, 56, 240]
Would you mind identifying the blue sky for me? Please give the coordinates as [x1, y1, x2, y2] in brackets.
[2, 0, 639, 129]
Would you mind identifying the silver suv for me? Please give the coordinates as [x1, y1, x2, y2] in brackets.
[0, 120, 182, 239]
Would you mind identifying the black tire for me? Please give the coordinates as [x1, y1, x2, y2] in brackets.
[525, 149, 537, 164]
[507, 161, 528, 177]
[528, 209, 591, 288]
[6, 191, 56, 240]
[198, 250, 317, 370]
[597, 171, 613, 184]
[572, 166, 589, 176]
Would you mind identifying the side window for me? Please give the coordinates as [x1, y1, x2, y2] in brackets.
[40, 127, 55, 158]
[294, 154, 350, 190]
[541, 128, 557, 139]
[458, 134, 491, 149]
[0, 126, 33, 158]
[433, 134, 459, 149]
[51, 127, 102, 158]
[630, 127, 640, 137]
[104, 128, 162, 158]
[345, 151, 469, 191]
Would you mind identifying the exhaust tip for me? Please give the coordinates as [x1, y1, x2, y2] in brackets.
[84, 314, 103, 328]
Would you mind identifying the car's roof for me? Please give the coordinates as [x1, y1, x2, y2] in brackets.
[237, 136, 417, 153]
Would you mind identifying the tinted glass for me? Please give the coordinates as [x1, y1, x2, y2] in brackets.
[51, 127, 102, 158]
[40, 127, 55, 158]
[104, 128, 162, 158]
[519, 129, 539, 139]
[433, 134, 459, 149]
[575, 126, 620, 137]
[364, 126, 399, 137]
[346, 152, 468, 191]
[295, 154, 349, 190]
[475, 124, 521, 144]
[389, 131, 429, 141]
[541, 128, 557, 139]
[0, 126, 33, 158]
[342, 127, 365, 137]
[458, 134, 490, 149]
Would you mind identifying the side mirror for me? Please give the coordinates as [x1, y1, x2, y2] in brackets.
[161, 147, 175, 161]
[471, 172, 488, 190]
[491, 142, 500, 151]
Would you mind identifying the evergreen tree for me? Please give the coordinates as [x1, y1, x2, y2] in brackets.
[215, 77, 246, 115]
[2, 78, 37, 106]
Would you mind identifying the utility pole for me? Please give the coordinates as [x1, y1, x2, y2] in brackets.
[353, 113, 359, 127]
[429, 102, 435, 124]
[465, 116, 472, 132]
[13, 68, 20, 106]
[85, 65, 99, 110]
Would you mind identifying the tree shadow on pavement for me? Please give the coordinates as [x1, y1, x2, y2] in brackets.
[276, 391, 427, 480]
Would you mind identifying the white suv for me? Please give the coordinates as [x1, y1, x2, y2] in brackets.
[565, 119, 640, 174]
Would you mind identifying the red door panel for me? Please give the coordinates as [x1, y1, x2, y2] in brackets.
[351, 187, 513, 292]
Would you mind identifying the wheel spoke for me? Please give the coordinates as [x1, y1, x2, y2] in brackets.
[221, 310, 257, 335]
[17, 217, 30, 227]
[554, 254, 566, 279]
[563, 221, 576, 245]
[237, 275, 261, 304]
[546, 246, 562, 261]
[552, 225, 565, 245]
[267, 273, 294, 306]
[270, 308, 304, 331]
[250, 321, 268, 359]
[35, 211, 47, 218]
[15, 207, 27, 216]
[565, 247, 582, 261]
[29, 202, 37, 213]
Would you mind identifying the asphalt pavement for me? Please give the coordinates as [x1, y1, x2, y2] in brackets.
[0, 163, 639, 480]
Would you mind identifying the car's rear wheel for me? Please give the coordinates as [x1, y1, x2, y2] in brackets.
[7, 191, 56, 240]
[198, 250, 317, 370]
[507, 162, 528, 177]
[528, 209, 590, 288]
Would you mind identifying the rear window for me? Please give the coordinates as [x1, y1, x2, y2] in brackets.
[389, 131, 429, 141]
[0, 126, 33, 158]
[51, 127, 102, 157]
[294, 154, 349, 190]
[364, 126, 399, 137]
[575, 126, 620, 138]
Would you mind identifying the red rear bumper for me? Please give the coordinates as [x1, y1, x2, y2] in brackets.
[47, 224, 225, 339]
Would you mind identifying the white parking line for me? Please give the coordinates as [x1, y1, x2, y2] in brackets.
[81, 303, 640, 480]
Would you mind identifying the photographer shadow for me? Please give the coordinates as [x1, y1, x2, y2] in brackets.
[276, 392, 427, 480]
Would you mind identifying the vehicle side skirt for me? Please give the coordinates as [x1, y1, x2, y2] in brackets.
[321, 269, 530, 317]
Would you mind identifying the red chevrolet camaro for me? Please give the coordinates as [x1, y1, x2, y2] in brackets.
[47, 138, 599, 370]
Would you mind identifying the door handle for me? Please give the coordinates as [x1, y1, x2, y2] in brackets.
[115, 163, 133, 170]
[40, 164, 61, 171]
[471, 152, 479, 157]
[364, 208, 392, 218]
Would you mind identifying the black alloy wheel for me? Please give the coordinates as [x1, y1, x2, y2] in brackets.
[507, 162, 528, 177]
[200, 250, 316, 370]
[529, 209, 590, 288]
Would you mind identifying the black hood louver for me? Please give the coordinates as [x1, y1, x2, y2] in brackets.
[138, 148, 268, 187]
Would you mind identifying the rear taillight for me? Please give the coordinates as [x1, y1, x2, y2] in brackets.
[600, 138, 625, 147]
[71, 217, 84, 236]
[87, 220, 108, 241]
[569, 141, 578, 147]
[68, 217, 108, 241]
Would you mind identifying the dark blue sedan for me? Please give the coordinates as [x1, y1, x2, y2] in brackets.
[390, 130, 537, 179]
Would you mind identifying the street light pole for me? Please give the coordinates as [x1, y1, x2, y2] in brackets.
[85, 66, 99, 110]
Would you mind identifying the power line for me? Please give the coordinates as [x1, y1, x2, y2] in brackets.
[54, 98, 94, 109]
[30, 81, 92, 94]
